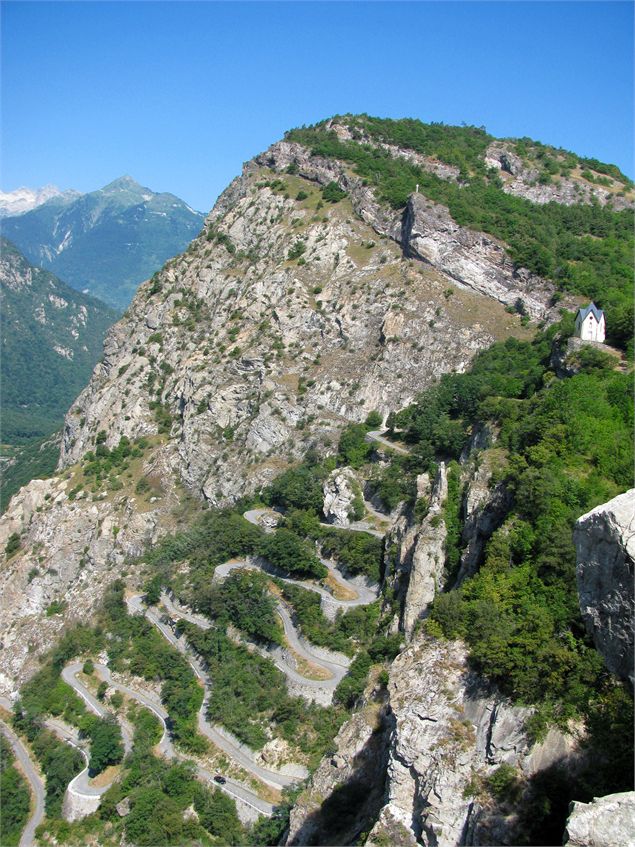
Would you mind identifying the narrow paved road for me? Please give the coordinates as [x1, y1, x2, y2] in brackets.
[214, 556, 378, 613]
[127, 595, 306, 790]
[122, 501, 388, 809]
[161, 592, 349, 692]
[241, 508, 380, 608]
[0, 718, 45, 847]
[62, 663, 134, 754]
[366, 429, 410, 455]
[45, 717, 105, 801]
[61, 661, 273, 818]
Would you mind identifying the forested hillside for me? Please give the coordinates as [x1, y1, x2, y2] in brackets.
[0, 240, 117, 508]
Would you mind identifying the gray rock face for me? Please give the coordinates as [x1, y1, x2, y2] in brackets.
[402, 463, 448, 637]
[285, 698, 391, 846]
[574, 489, 635, 683]
[258, 139, 569, 323]
[322, 467, 359, 526]
[0, 446, 178, 696]
[58, 150, 527, 507]
[0, 139, 533, 693]
[456, 452, 511, 587]
[402, 193, 555, 319]
[0, 129, 583, 706]
[365, 635, 577, 847]
[564, 791, 635, 847]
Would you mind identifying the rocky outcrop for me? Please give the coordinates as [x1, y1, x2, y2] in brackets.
[58, 154, 525, 502]
[455, 449, 511, 586]
[550, 335, 622, 378]
[574, 489, 635, 683]
[258, 140, 567, 322]
[564, 791, 635, 847]
[401, 465, 448, 637]
[322, 467, 360, 526]
[365, 635, 577, 847]
[402, 193, 555, 319]
[381, 465, 451, 639]
[0, 446, 177, 695]
[485, 141, 634, 211]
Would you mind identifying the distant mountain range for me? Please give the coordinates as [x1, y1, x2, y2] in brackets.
[0, 185, 80, 217]
[1, 176, 205, 308]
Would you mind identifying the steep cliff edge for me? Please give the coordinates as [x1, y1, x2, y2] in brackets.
[574, 488, 635, 684]
[287, 634, 578, 847]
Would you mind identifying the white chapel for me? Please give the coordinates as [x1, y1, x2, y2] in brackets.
[574, 303, 606, 343]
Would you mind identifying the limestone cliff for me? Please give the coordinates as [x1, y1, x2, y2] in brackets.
[288, 634, 578, 847]
[574, 488, 635, 684]
[383, 466, 449, 639]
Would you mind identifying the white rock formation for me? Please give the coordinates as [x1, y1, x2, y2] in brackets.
[367, 636, 576, 847]
[401, 463, 448, 637]
[564, 791, 635, 847]
[322, 467, 360, 526]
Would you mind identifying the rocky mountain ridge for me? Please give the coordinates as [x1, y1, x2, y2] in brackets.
[1, 121, 544, 703]
[0, 116, 614, 696]
[327, 116, 635, 210]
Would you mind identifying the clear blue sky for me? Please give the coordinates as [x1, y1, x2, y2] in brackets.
[2, 1, 633, 211]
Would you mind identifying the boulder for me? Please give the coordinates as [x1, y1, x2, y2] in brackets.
[564, 791, 635, 847]
[322, 468, 361, 527]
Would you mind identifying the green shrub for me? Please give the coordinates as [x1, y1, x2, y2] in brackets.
[262, 528, 327, 579]
[198, 570, 284, 645]
[86, 715, 124, 775]
[321, 181, 347, 203]
[5, 532, 21, 557]
[288, 241, 306, 261]
[337, 424, 371, 468]
[487, 764, 522, 804]
[364, 410, 382, 429]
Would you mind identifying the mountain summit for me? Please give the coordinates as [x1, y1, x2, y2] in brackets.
[1, 177, 205, 308]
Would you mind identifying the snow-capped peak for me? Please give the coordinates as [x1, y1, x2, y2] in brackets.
[0, 185, 66, 217]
